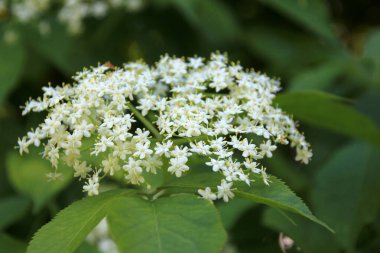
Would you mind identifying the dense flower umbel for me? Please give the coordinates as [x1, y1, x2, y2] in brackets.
[17, 53, 312, 201]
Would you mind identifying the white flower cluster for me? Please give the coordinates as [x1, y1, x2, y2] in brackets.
[2, 0, 144, 34]
[18, 52, 312, 202]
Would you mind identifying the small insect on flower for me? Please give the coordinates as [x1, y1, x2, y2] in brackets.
[18, 52, 312, 202]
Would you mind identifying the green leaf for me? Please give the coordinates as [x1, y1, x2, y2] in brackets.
[217, 198, 254, 230]
[363, 29, 380, 86]
[28, 20, 96, 75]
[6, 150, 73, 212]
[312, 142, 380, 250]
[0, 196, 30, 230]
[163, 172, 331, 232]
[157, 0, 240, 44]
[263, 208, 340, 253]
[266, 152, 309, 191]
[289, 60, 347, 91]
[261, 0, 336, 41]
[0, 28, 25, 104]
[244, 26, 342, 77]
[75, 242, 101, 253]
[235, 174, 332, 232]
[0, 233, 27, 253]
[275, 91, 380, 145]
[27, 190, 131, 253]
[108, 194, 227, 253]
[356, 90, 380, 127]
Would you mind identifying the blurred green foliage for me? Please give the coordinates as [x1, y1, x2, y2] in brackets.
[1, 0, 380, 252]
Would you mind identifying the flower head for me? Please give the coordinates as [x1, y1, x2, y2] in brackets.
[18, 52, 312, 201]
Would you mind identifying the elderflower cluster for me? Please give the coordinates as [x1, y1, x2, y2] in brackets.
[17, 52, 312, 202]
[1, 0, 144, 34]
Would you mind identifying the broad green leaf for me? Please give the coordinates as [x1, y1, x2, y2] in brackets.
[163, 172, 331, 231]
[363, 29, 380, 87]
[108, 194, 227, 253]
[275, 91, 380, 145]
[157, 0, 240, 44]
[266, 152, 309, 191]
[27, 190, 131, 253]
[312, 142, 380, 250]
[261, 0, 336, 41]
[289, 60, 347, 91]
[75, 241, 101, 253]
[0, 233, 27, 253]
[235, 174, 332, 232]
[244, 26, 342, 76]
[0, 28, 25, 104]
[28, 20, 96, 75]
[6, 150, 73, 212]
[356, 90, 380, 127]
[217, 198, 254, 230]
[263, 208, 340, 253]
[0, 195, 30, 230]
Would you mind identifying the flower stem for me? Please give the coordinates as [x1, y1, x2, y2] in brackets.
[172, 135, 210, 145]
[126, 102, 163, 140]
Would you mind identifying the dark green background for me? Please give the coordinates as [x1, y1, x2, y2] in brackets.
[1, 0, 380, 252]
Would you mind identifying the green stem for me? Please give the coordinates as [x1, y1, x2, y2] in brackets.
[126, 102, 163, 140]
[202, 92, 229, 97]
[172, 135, 210, 145]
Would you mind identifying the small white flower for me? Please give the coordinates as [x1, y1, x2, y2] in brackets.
[154, 141, 173, 157]
[74, 161, 92, 178]
[17, 137, 30, 155]
[189, 141, 212, 155]
[123, 158, 144, 185]
[198, 187, 217, 202]
[188, 57, 204, 69]
[142, 155, 162, 174]
[134, 141, 153, 159]
[102, 155, 120, 176]
[260, 140, 277, 158]
[168, 157, 189, 177]
[206, 159, 225, 172]
[217, 180, 234, 202]
[83, 172, 100, 196]
[261, 167, 270, 186]
[244, 159, 260, 174]
[295, 148, 313, 164]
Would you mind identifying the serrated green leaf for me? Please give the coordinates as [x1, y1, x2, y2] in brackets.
[0, 195, 30, 230]
[108, 194, 227, 253]
[27, 190, 132, 253]
[6, 150, 73, 212]
[234, 174, 332, 232]
[261, 0, 336, 41]
[0, 233, 27, 253]
[312, 142, 380, 250]
[0, 28, 25, 104]
[163, 171, 331, 232]
[266, 152, 309, 191]
[275, 91, 380, 145]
